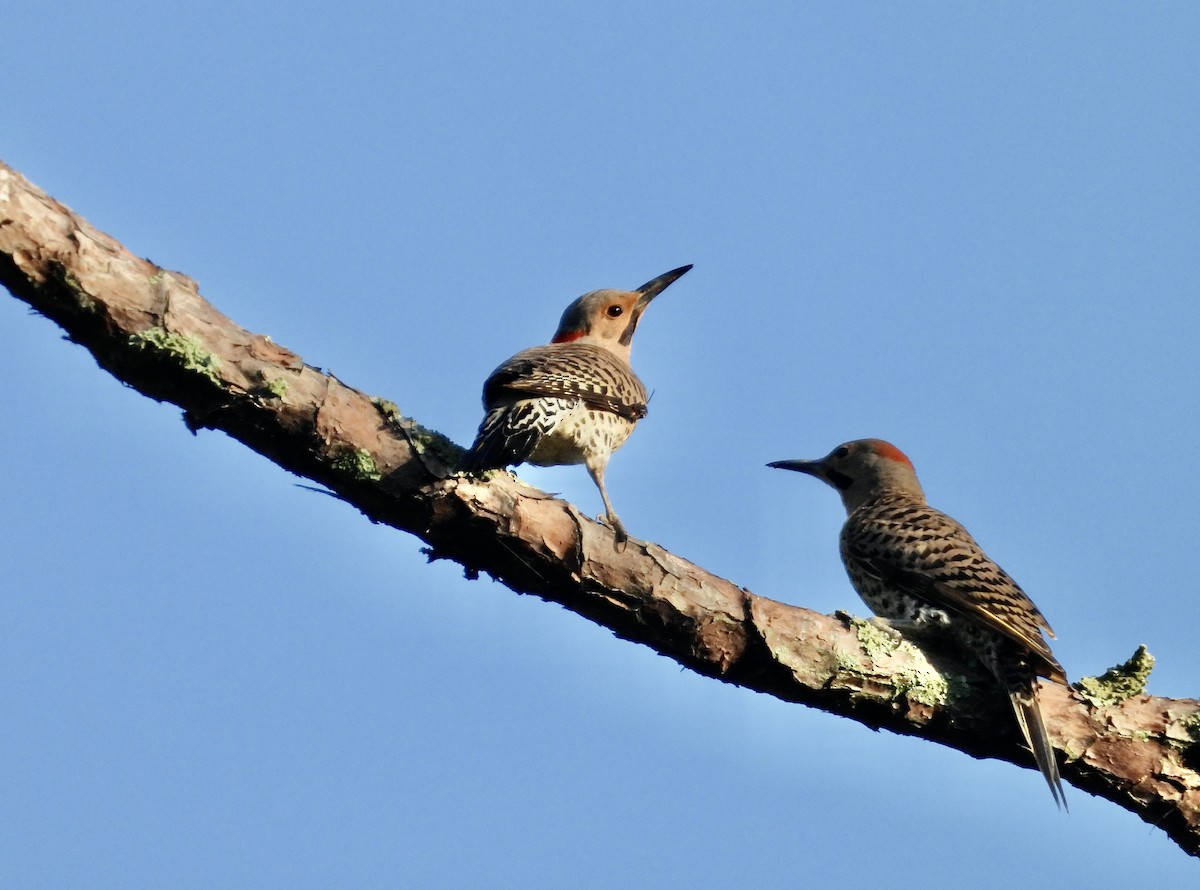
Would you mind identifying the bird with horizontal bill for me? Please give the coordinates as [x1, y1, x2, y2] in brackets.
[769, 438, 1068, 808]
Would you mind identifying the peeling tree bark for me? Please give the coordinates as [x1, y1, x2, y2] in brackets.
[3, 160, 1198, 857]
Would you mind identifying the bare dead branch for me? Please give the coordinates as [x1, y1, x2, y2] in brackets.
[3, 159, 1198, 856]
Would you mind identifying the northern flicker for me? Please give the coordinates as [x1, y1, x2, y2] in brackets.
[461, 265, 691, 545]
[768, 438, 1068, 807]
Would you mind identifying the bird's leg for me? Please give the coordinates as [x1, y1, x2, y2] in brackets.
[867, 615, 942, 640]
[586, 462, 628, 550]
[869, 614, 952, 645]
[866, 616, 911, 640]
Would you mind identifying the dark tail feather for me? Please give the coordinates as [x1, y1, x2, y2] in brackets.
[459, 435, 501, 473]
[1008, 681, 1068, 811]
[459, 406, 540, 474]
[459, 432, 510, 473]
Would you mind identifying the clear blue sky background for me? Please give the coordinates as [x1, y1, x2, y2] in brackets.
[3, 3, 1198, 886]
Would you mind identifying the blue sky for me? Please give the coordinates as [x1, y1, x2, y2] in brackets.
[3, 3, 1198, 885]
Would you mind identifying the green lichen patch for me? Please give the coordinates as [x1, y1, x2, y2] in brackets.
[330, 447, 382, 482]
[852, 616, 902, 660]
[372, 398, 466, 466]
[249, 368, 289, 399]
[406, 418, 460, 460]
[128, 327, 222, 386]
[1162, 709, 1199, 750]
[1186, 712, 1200, 740]
[50, 263, 97, 313]
[895, 662, 951, 708]
[372, 397, 402, 423]
[1074, 645, 1155, 707]
[840, 617, 952, 708]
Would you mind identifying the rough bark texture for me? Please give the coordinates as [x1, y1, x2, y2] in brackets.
[3, 160, 1198, 856]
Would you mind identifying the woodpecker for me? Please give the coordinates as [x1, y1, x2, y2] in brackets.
[768, 438, 1067, 808]
[461, 265, 691, 546]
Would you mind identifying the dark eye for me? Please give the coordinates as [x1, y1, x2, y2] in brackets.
[606, 305, 623, 318]
[833, 445, 850, 459]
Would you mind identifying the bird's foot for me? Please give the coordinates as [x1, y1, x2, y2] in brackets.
[598, 513, 630, 552]
[869, 615, 950, 643]
[867, 616, 918, 640]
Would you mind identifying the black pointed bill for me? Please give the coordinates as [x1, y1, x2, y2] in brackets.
[767, 459, 822, 476]
[618, 264, 692, 346]
[769, 458, 852, 492]
[634, 264, 692, 307]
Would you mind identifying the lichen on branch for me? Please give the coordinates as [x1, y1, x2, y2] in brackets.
[2, 159, 1198, 858]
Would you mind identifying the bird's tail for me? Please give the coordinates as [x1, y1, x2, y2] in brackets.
[458, 439, 497, 474]
[1008, 679, 1067, 810]
[459, 406, 523, 473]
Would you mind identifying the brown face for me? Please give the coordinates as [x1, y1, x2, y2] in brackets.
[550, 265, 690, 345]
[552, 289, 643, 344]
[549, 265, 691, 345]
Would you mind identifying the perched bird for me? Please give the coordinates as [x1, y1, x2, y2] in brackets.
[461, 265, 691, 545]
[768, 439, 1068, 807]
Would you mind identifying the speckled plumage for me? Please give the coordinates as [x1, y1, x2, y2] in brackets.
[840, 493, 1062, 679]
[461, 265, 690, 545]
[770, 439, 1068, 808]
[462, 342, 647, 472]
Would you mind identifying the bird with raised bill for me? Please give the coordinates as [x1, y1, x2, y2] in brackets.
[462, 265, 691, 547]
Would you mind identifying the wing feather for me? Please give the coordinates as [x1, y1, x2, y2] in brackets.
[461, 343, 647, 471]
[844, 500, 1063, 680]
[482, 344, 647, 422]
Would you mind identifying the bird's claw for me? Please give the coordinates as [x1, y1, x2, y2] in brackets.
[867, 616, 914, 640]
[598, 513, 630, 552]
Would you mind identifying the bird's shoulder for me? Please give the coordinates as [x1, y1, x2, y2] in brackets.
[482, 343, 647, 418]
[486, 342, 631, 378]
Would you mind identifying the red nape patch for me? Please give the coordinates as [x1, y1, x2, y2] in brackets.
[551, 330, 585, 343]
[874, 440, 914, 468]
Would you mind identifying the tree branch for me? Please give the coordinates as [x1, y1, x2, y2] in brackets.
[3, 159, 1198, 857]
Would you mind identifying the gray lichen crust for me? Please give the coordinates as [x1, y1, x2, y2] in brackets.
[1075, 645, 1155, 707]
[842, 616, 953, 708]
